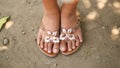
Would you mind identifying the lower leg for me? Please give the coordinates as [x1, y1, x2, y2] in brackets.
[37, 0, 60, 56]
[60, 0, 83, 53]
[42, 0, 60, 31]
[42, 0, 60, 14]
[61, 0, 79, 29]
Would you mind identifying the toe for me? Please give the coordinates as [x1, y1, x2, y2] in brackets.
[60, 40, 67, 52]
[78, 32, 83, 43]
[76, 39, 80, 46]
[44, 42, 48, 51]
[72, 40, 76, 49]
[53, 43, 59, 54]
[47, 42, 53, 53]
[37, 33, 42, 45]
[40, 40, 44, 48]
[67, 41, 72, 51]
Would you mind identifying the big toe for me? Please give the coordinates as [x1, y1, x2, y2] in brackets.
[53, 43, 59, 54]
[47, 42, 53, 53]
[67, 41, 72, 51]
[44, 42, 48, 51]
[60, 40, 67, 52]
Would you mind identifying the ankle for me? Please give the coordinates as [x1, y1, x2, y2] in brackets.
[44, 11, 60, 18]
[61, 10, 76, 19]
[61, 7, 77, 17]
[44, 8, 60, 15]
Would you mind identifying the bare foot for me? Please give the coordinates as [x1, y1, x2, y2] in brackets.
[60, 7, 83, 55]
[37, 12, 60, 57]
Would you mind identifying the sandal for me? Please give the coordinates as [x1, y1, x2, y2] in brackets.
[37, 24, 60, 57]
[60, 10, 82, 55]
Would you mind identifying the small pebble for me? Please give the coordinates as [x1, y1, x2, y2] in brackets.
[22, 31, 26, 35]
[32, 28, 35, 31]
[54, 63, 57, 67]
[3, 38, 9, 45]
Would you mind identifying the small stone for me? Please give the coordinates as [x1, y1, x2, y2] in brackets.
[32, 28, 34, 31]
[54, 63, 57, 67]
[22, 31, 26, 35]
[3, 38, 9, 45]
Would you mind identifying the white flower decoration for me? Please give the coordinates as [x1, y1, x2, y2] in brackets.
[45, 31, 59, 43]
[52, 37, 60, 43]
[47, 31, 52, 35]
[60, 28, 75, 40]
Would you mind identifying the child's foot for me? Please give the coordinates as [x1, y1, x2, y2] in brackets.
[37, 12, 60, 57]
[60, 9, 83, 55]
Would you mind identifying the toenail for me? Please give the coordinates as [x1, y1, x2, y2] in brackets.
[68, 49, 72, 51]
[48, 50, 51, 53]
[61, 47, 65, 51]
[73, 46, 75, 49]
[44, 48, 47, 51]
[41, 45, 43, 48]
[53, 49, 58, 53]
[80, 40, 83, 42]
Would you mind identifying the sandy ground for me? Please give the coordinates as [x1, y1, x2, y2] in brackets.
[0, 0, 120, 68]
